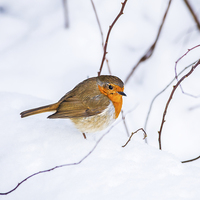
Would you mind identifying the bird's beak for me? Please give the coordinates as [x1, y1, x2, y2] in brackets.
[118, 91, 126, 96]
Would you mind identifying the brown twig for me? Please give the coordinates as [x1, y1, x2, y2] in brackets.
[90, 0, 112, 74]
[121, 110, 130, 137]
[188, 104, 200, 111]
[182, 155, 200, 163]
[90, 0, 104, 49]
[62, 0, 69, 28]
[0, 122, 123, 195]
[0, 105, 138, 195]
[174, 44, 200, 98]
[158, 59, 200, 150]
[144, 60, 197, 133]
[184, 0, 200, 31]
[125, 0, 172, 84]
[98, 0, 128, 76]
[122, 128, 147, 148]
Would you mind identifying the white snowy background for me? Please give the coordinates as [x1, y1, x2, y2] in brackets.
[1, 0, 200, 199]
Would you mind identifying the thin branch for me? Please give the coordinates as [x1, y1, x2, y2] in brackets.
[175, 45, 200, 79]
[144, 60, 197, 132]
[0, 122, 121, 195]
[122, 128, 147, 148]
[105, 57, 112, 75]
[121, 110, 130, 137]
[62, 0, 69, 28]
[91, 0, 104, 49]
[184, 0, 200, 31]
[90, 0, 112, 74]
[158, 59, 200, 150]
[125, 0, 172, 84]
[98, 0, 128, 76]
[188, 104, 200, 111]
[182, 155, 200, 163]
[175, 44, 200, 98]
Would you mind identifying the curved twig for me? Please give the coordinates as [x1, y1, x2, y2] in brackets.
[144, 60, 198, 132]
[174, 44, 200, 98]
[0, 123, 120, 195]
[184, 0, 200, 30]
[125, 0, 172, 84]
[182, 155, 200, 163]
[158, 59, 200, 150]
[122, 128, 147, 147]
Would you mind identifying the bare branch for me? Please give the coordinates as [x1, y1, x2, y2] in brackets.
[0, 123, 121, 195]
[175, 44, 200, 98]
[121, 110, 130, 137]
[62, 0, 69, 28]
[182, 155, 200, 163]
[188, 104, 200, 111]
[91, 0, 104, 48]
[98, 0, 128, 76]
[125, 0, 172, 84]
[184, 0, 200, 31]
[144, 60, 198, 132]
[91, 0, 112, 74]
[158, 58, 200, 150]
[122, 128, 147, 148]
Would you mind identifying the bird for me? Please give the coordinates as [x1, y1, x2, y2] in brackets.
[20, 75, 126, 138]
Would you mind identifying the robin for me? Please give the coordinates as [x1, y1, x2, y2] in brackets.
[20, 75, 126, 138]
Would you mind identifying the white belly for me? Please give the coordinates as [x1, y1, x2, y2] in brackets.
[71, 101, 116, 133]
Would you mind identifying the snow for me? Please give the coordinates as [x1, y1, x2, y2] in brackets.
[1, 0, 200, 199]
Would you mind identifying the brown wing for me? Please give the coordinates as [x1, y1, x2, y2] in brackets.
[48, 77, 110, 119]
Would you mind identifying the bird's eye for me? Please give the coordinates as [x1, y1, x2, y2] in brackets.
[108, 85, 113, 90]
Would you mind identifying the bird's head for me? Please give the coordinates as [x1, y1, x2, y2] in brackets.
[97, 75, 126, 103]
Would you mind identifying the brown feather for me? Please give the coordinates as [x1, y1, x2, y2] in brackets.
[20, 103, 59, 118]
[48, 77, 110, 119]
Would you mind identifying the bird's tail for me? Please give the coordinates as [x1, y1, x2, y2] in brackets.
[20, 103, 59, 118]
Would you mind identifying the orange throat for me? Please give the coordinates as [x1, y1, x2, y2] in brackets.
[111, 99, 122, 119]
[98, 85, 123, 119]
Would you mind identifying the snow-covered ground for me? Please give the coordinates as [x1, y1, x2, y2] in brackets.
[1, 0, 200, 199]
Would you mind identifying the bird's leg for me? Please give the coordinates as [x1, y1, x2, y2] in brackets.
[82, 133, 87, 139]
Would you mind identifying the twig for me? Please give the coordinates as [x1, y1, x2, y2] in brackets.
[144, 60, 197, 132]
[91, 0, 104, 49]
[182, 155, 200, 163]
[175, 45, 200, 79]
[122, 128, 147, 148]
[62, 0, 69, 28]
[175, 44, 200, 98]
[125, 0, 172, 84]
[0, 123, 120, 195]
[158, 59, 200, 150]
[188, 104, 200, 111]
[105, 57, 112, 75]
[90, 0, 112, 74]
[121, 110, 130, 137]
[98, 0, 128, 76]
[184, 0, 200, 31]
